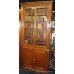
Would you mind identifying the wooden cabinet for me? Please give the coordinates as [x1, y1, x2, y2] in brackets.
[20, 1, 52, 71]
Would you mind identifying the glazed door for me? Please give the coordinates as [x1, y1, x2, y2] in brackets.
[35, 8, 48, 46]
[24, 8, 35, 45]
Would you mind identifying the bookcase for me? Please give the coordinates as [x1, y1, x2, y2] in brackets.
[20, 1, 52, 72]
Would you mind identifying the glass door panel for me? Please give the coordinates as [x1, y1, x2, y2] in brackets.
[35, 29, 46, 45]
[25, 8, 34, 16]
[36, 8, 47, 16]
[25, 22, 34, 29]
[35, 8, 48, 45]
[36, 21, 47, 29]
[24, 8, 34, 44]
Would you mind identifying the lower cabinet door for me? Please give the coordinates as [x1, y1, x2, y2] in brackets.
[24, 49, 34, 68]
[35, 50, 49, 71]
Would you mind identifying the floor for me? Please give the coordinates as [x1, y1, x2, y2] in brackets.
[19, 68, 55, 74]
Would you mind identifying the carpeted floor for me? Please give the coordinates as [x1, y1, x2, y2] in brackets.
[19, 68, 55, 74]
[19, 68, 34, 74]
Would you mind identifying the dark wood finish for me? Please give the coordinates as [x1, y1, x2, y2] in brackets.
[19, 1, 52, 71]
